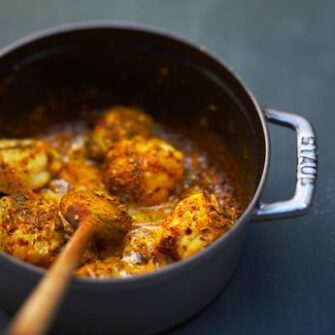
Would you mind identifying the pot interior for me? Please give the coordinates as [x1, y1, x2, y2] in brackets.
[0, 26, 266, 211]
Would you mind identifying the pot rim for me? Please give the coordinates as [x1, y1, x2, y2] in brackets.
[0, 21, 270, 288]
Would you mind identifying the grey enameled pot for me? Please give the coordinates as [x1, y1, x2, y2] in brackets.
[0, 23, 318, 335]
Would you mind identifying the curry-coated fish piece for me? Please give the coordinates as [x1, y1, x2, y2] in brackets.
[49, 160, 105, 196]
[0, 139, 61, 194]
[158, 192, 232, 260]
[89, 106, 153, 159]
[0, 191, 65, 267]
[76, 256, 158, 279]
[103, 136, 184, 205]
[122, 225, 169, 266]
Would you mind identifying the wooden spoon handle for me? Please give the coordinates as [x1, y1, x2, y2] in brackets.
[6, 222, 93, 335]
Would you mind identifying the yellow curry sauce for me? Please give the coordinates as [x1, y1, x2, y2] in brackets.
[0, 106, 240, 278]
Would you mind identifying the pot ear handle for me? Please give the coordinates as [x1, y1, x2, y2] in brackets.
[254, 108, 318, 221]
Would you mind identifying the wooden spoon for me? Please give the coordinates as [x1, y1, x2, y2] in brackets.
[5, 190, 132, 335]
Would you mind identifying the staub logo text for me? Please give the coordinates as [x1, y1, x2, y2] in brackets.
[299, 136, 317, 185]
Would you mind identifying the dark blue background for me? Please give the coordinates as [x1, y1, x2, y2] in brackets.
[0, 1, 333, 334]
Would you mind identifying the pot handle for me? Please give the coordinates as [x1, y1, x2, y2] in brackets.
[254, 108, 318, 220]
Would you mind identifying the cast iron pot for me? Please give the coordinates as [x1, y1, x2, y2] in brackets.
[0, 23, 318, 335]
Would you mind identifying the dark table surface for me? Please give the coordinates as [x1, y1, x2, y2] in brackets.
[0, 0, 333, 334]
